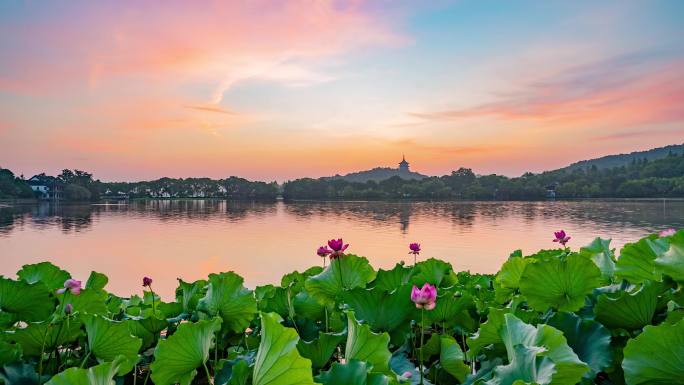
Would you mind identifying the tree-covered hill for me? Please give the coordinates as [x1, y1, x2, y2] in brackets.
[563, 143, 684, 172]
[326, 167, 428, 183]
[283, 150, 684, 200]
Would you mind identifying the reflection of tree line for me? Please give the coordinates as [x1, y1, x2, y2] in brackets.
[0, 200, 683, 236]
[0, 203, 95, 234]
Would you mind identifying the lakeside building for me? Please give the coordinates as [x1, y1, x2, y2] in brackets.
[28, 175, 63, 200]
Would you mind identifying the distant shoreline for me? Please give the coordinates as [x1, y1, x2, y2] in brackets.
[3, 197, 684, 206]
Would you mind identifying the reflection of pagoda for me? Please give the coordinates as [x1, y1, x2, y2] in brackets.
[398, 154, 410, 172]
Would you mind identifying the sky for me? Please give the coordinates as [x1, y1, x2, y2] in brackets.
[1, 1, 683, 182]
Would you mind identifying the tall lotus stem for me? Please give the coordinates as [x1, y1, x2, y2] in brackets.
[410, 282, 437, 385]
[143, 277, 155, 315]
[203, 361, 213, 385]
[419, 308, 425, 385]
[409, 243, 421, 266]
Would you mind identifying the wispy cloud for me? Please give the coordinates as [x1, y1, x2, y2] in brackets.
[411, 51, 684, 127]
[390, 138, 509, 156]
[592, 127, 684, 141]
[183, 105, 235, 115]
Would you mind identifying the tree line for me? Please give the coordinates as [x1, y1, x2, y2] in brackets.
[0, 168, 279, 201]
[282, 152, 684, 200]
[2, 152, 683, 202]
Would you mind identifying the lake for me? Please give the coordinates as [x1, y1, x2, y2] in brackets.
[1, 199, 682, 299]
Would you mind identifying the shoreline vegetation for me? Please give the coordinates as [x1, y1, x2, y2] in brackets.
[2, 147, 684, 202]
[1, 230, 683, 384]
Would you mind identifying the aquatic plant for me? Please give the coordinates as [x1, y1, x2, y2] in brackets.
[552, 229, 571, 246]
[327, 238, 349, 259]
[409, 243, 421, 265]
[1, 230, 683, 385]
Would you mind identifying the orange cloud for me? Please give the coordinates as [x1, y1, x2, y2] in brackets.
[2, 1, 407, 98]
[183, 105, 235, 115]
[411, 55, 684, 129]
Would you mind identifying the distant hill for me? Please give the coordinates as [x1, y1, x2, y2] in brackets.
[326, 167, 428, 183]
[563, 143, 684, 172]
[324, 156, 429, 182]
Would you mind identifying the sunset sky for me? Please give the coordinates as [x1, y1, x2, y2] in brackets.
[1, 1, 683, 182]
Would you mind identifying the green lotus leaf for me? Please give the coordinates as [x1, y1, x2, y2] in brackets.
[293, 291, 325, 321]
[622, 319, 684, 385]
[525, 249, 566, 262]
[45, 355, 125, 385]
[440, 335, 469, 382]
[594, 281, 661, 330]
[579, 237, 616, 280]
[150, 317, 222, 385]
[297, 331, 345, 370]
[519, 254, 602, 312]
[371, 263, 412, 292]
[83, 314, 141, 375]
[417, 332, 441, 362]
[216, 358, 251, 385]
[0, 340, 22, 366]
[495, 256, 531, 290]
[486, 314, 588, 385]
[315, 360, 389, 385]
[342, 285, 414, 336]
[615, 235, 667, 283]
[305, 255, 376, 305]
[546, 312, 612, 378]
[654, 230, 684, 282]
[486, 344, 555, 385]
[11, 318, 83, 356]
[60, 288, 109, 315]
[17, 262, 71, 291]
[197, 272, 257, 333]
[85, 271, 108, 290]
[252, 312, 317, 385]
[258, 286, 290, 318]
[0, 277, 55, 326]
[176, 278, 207, 312]
[157, 300, 183, 319]
[282, 266, 323, 292]
[126, 316, 168, 349]
[468, 307, 507, 357]
[389, 350, 422, 384]
[410, 258, 453, 287]
[427, 291, 477, 331]
[344, 310, 391, 374]
[0, 362, 45, 385]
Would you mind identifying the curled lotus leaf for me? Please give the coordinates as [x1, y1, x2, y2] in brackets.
[519, 253, 602, 312]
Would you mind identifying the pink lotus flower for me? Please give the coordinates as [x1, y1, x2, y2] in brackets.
[56, 279, 82, 295]
[317, 246, 332, 257]
[142, 276, 153, 287]
[553, 230, 571, 246]
[327, 238, 349, 259]
[411, 283, 437, 310]
[409, 243, 421, 255]
[64, 303, 73, 315]
[659, 228, 676, 237]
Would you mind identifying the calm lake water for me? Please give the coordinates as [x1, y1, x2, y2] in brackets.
[1, 199, 682, 298]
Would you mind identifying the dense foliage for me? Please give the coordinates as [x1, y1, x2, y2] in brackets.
[0, 168, 33, 199]
[0, 167, 279, 201]
[101, 177, 279, 200]
[2, 230, 683, 384]
[283, 152, 684, 200]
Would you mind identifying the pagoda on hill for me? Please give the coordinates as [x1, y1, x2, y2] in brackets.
[398, 154, 410, 172]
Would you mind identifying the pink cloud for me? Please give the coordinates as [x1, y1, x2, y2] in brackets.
[1, 1, 407, 97]
[411, 55, 684, 129]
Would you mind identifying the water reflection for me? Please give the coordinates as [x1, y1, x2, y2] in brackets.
[2, 200, 681, 236]
[1, 199, 682, 298]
